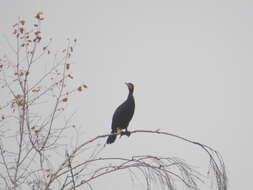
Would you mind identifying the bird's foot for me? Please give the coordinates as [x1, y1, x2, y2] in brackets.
[125, 130, 131, 137]
[120, 130, 131, 137]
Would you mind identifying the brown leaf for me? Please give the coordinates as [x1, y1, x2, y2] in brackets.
[34, 128, 40, 134]
[19, 27, 24, 34]
[17, 100, 24, 107]
[34, 36, 42, 42]
[77, 86, 82, 92]
[62, 98, 68, 102]
[14, 72, 24, 76]
[15, 95, 22, 99]
[35, 31, 40, 36]
[32, 88, 40, 92]
[82, 84, 88, 88]
[68, 74, 74, 79]
[20, 20, 26, 25]
[66, 64, 70, 70]
[35, 12, 43, 20]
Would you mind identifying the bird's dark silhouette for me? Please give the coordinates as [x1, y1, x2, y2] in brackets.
[106, 83, 135, 144]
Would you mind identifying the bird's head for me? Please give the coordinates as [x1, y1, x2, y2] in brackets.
[125, 82, 134, 93]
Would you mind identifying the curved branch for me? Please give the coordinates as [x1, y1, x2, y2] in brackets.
[46, 129, 227, 190]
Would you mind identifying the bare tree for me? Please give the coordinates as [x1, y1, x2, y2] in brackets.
[0, 13, 227, 190]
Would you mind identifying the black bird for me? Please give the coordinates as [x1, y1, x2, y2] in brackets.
[106, 82, 135, 144]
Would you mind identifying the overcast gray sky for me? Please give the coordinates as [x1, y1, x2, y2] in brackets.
[1, 0, 253, 189]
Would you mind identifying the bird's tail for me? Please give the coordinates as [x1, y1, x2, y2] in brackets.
[106, 133, 117, 144]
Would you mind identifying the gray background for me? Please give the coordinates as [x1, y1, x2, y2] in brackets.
[1, 0, 253, 189]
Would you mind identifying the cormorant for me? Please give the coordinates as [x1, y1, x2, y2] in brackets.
[106, 82, 135, 144]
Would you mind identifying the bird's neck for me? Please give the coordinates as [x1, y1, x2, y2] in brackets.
[128, 91, 134, 99]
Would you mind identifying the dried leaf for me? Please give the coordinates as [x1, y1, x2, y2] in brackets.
[19, 27, 24, 34]
[78, 84, 88, 92]
[62, 98, 68, 102]
[35, 31, 40, 36]
[20, 20, 26, 25]
[32, 88, 40, 92]
[66, 64, 70, 70]
[77, 86, 82, 92]
[14, 72, 24, 77]
[34, 129, 40, 133]
[15, 95, 22, 99]
[17, 100, 24, 106]
[68, 74, 74, 79]
[35, 12, 43, 20]
[34, 36, 42, 42]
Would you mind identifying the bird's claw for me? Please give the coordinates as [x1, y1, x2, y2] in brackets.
[125, 130, 131, 137]
[120, 130, 131, 137]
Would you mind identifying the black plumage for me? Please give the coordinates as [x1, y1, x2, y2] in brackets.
[106, 83, 135, 144]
